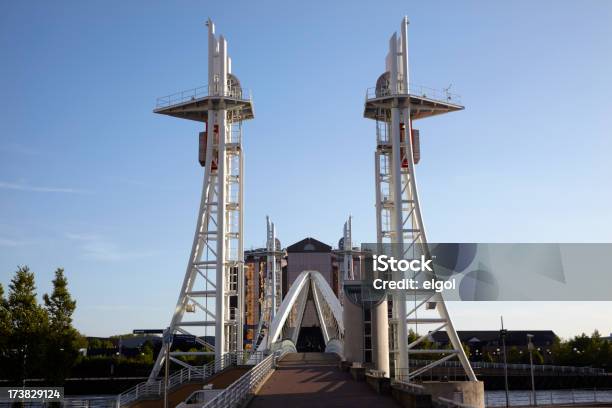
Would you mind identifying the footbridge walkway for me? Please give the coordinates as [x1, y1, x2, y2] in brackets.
[247, 352, 399, 408]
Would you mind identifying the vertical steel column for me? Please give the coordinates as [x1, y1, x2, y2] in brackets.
[374, 148, 390, 376]
[342, 216, 354, 282]
[389, 31, 409, 375]
[267, 216, 277, 320]
[237, 132, 245, 352]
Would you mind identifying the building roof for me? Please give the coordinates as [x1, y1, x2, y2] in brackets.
[431, 330, 557, 347]
[286, 237, 332, 253]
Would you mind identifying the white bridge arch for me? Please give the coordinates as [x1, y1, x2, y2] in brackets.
[257, 270, 344, 356]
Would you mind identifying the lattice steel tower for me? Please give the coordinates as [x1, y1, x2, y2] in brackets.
[252, 216, 283, 350]
[364, 17, 477, 381]
[149, 19, 254, 380]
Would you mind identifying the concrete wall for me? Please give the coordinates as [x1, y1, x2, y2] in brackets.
[421, 381, 485, 408]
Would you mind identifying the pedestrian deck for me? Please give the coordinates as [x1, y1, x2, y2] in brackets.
[248, 352, 399, 408]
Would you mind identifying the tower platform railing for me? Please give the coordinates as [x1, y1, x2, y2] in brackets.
[365, 83, 461, 105]
[156, 85, 252, 109]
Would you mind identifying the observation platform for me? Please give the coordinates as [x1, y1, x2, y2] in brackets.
[153, 85, 254, 123]
[364, 84, 464, 121]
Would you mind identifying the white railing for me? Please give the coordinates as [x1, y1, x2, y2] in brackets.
[202, 352, 276, 408]
[116, 351, 260, 407]
[485, 388, 612, 407]
[64, 398, 119, 408]
[407, 359, 606, 376]
[156, 85, 252, 108]
[366, 83, 462, 105]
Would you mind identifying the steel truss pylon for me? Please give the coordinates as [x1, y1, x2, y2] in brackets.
[365, 17, 477, 382]
[252, 216, 283, 350]
[337, 216, 355, 307]
[148, 19, 254, 381]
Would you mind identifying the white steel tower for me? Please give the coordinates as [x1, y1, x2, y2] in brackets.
[364, 17, 476, 381]
[252, 216, 283, 350]
[337, 216, 355, 307]
[342, 216, 355, 282]
[265, 216, 282, 319]
[149, 19, 254, 380]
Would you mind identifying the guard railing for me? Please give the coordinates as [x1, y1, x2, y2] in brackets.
[156, 85, 252, 108]
[365, 83, 461, 105]
[116, 351, 260, 407]
[485, 388, 612, 407]
[201, 352, 276, 408]
[406, 359, 607, 376]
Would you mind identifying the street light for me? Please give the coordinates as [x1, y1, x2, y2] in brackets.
[527, 334, 537, 406]
[500, 317, 509, 408]
[22, 345, 27, 388]
[163, 327, 174, 408]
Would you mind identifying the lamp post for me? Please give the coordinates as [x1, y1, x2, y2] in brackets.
[500, 317, 509, 408]
[163, 328, 173, 408]
[22, 345, 27, 388]
[527, 334, 537, 406]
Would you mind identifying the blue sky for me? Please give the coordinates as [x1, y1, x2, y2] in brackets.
[1, 1, 611, 338]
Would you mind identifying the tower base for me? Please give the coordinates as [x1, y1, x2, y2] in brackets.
[421, 381, 485, 408]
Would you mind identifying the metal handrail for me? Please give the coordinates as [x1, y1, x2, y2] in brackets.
[64, 398, 118, 408]
[485, 388, 612, 407]
[203, 352, 276, 408]
[156, 85, 252, 108]
[116, 351, 259, 407]
[365, 83, 462, 105]
[403, 359, 607, 376]
[200, 348, 288, 408]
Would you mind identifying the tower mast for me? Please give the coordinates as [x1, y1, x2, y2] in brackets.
[149, 19, 253, 380]
[365, 17, 476, 381]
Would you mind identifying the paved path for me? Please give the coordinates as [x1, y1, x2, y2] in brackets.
[248, 352, 399, 408]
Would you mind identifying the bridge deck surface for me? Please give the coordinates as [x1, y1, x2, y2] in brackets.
[248, 352, 399, 408]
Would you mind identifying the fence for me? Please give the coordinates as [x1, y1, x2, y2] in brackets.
[0, 352, 263, 408]
[155, 85, 252, 108]
[200, 352, 277, 408]
[0, 397, 117, 408]
[365, 83, 462, 105]
[485, 388, 612, 407]
[407, 359, 606, 376]
[116, 351, 261, 407]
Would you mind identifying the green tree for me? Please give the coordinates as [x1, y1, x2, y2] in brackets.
[43, 268, 84, 385]
[0, 283, 12, 378]
[482, 352, 494, 363]
[7, 266, 49, 382]
[531, 349, 545, 365]
[461, 342, 472, 359]
[507, 346, 522, 363]
[137, 340, 155, 364]
[44, 269, 76, 329]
